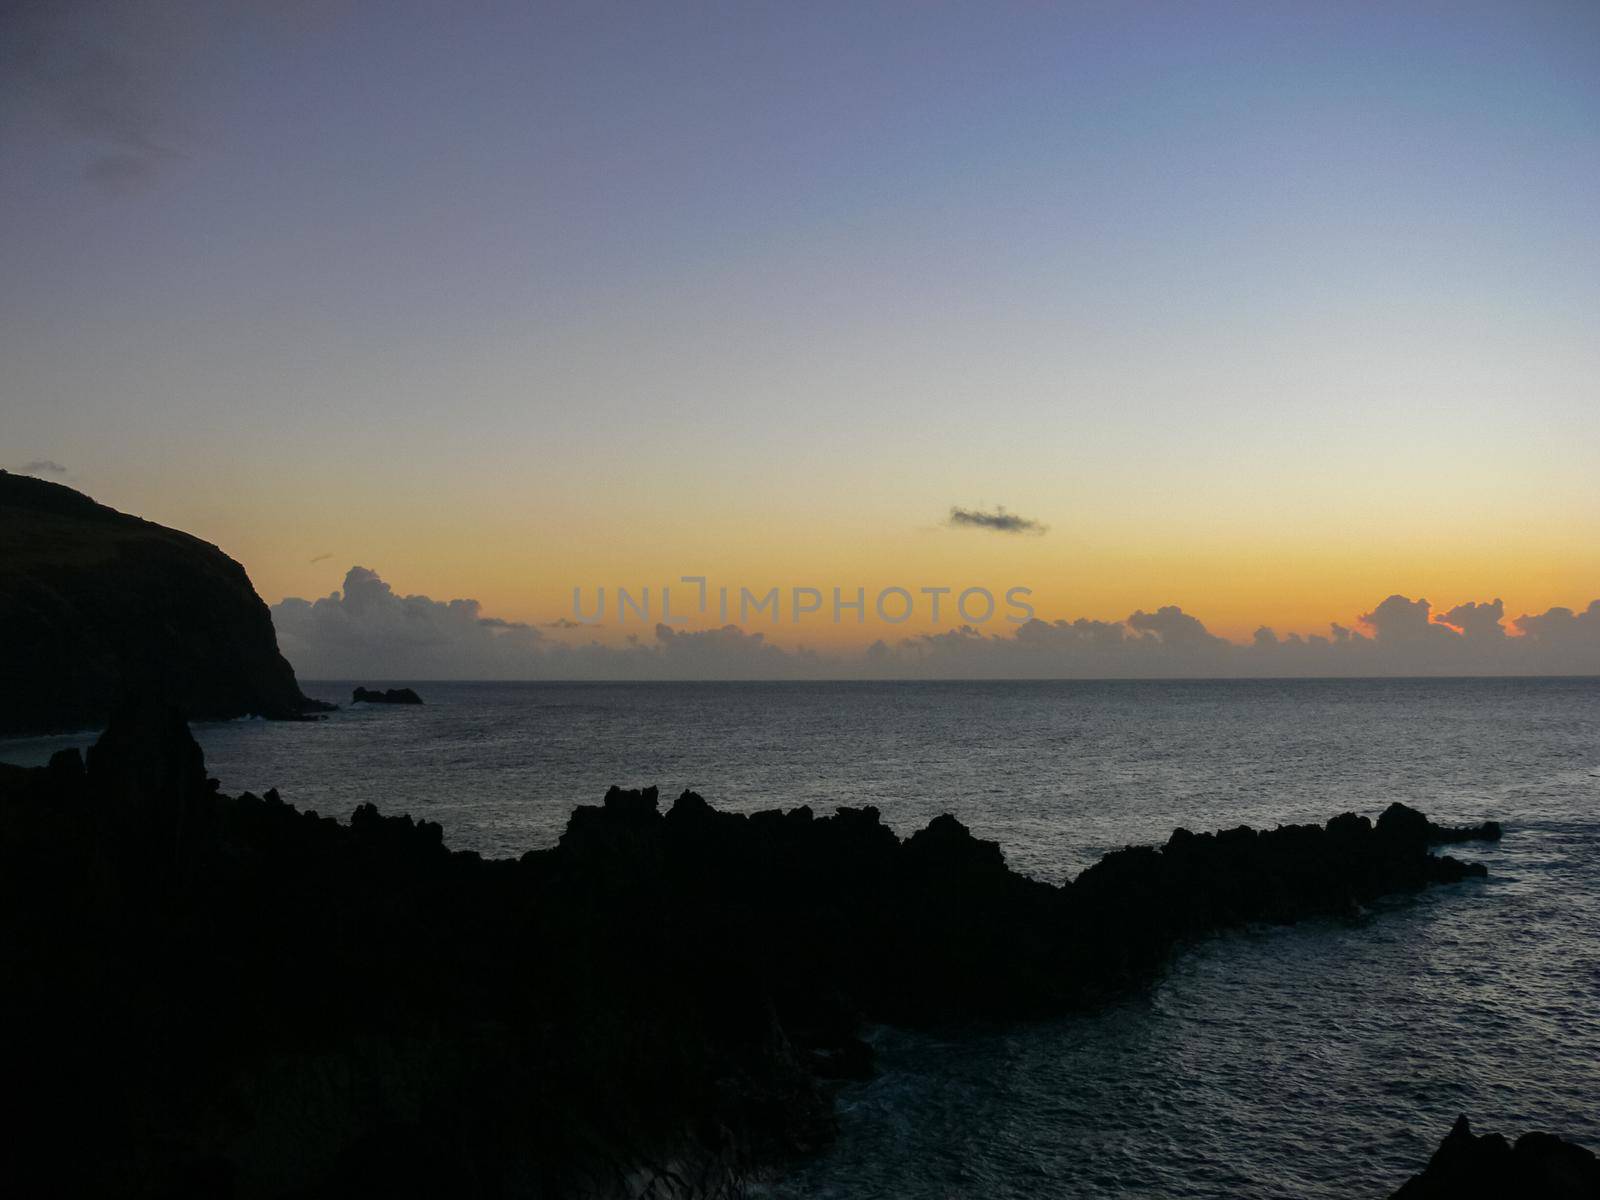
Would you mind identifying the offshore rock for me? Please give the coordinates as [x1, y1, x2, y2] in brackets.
[352, 686, 425, 705]
[0, 470, 330, 734]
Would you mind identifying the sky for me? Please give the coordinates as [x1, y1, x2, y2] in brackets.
[3, 1, 1598, 675]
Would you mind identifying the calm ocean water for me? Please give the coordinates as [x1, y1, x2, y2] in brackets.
[6, 678, 1599, 1197]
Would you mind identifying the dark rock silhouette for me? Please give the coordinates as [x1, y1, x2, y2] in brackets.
[0, 471, 330, 734]
[352, 686, 425, 705]
[0, 707, 1498, 1197]
[1391, 1115, 1600, 1198]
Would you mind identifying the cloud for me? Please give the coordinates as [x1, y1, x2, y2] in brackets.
[1513, 601, 1600, 649]
[946, 506, 1047, 535]
[17, 459, 67, 475]
[1360, 594, 1456, 642]
[652, 623, 820, 678]
[83, 146, 180, 193]
[1436, 599, 1506, 639]
[308, 553, 332, 565]
[270, 569, 1600, 681]
[885, 607, 1232, 679]
[272, 567, 550, 679]
[0, 0, 194, 192]
[3, 1, 334, 193]
[271, 567, 830, 681]
[1127, 605, 1228, 652]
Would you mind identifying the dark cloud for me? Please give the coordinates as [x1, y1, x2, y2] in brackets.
[17, 459, 67, 475]
[946, 506, 1047, 535]
[83, 146, 180, 193]
[308, 553, 332, 564]
[2, 1, 335, 193]
[270, 570, 1600, 681]
[1, 0, 191, 192]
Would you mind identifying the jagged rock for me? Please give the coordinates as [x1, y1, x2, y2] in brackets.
[1429, 819, 1504, 844]
[1376, 802, 1503, 846]
[352, 686, 425, 705]
[46, 747, 84, 781]
[85, 701, 211, 803]
[0, 470, 330, 734]
[1391, 1115, 1600, 1198]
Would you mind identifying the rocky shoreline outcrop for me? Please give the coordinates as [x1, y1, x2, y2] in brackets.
[0, 472, 330, 734]
[1392, 1116, 1600, 1198]
[0, 707, 1501, 1197]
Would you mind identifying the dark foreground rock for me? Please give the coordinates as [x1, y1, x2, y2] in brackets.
[0, 471, 330, 733]
[352, 686, 425, 705]
[1392, 1116, 1600, 1198]
[0, 708, 1496, 1198]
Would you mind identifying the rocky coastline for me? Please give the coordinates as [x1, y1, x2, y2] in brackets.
[0, 704, 1528, 1197]
[1392, 1116, 1600, 1198]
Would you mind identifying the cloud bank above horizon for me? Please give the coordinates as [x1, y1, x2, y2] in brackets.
[271, 568, 1600, 681]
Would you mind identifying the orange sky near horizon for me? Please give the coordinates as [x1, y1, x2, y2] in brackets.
[82, 460, 1600, 653]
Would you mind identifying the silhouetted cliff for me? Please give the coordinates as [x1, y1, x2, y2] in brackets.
[0, 471, 326, 733]
[0, 708, 1497, 1197]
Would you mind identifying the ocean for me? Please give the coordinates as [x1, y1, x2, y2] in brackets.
[5, 677, 1598, 1197]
